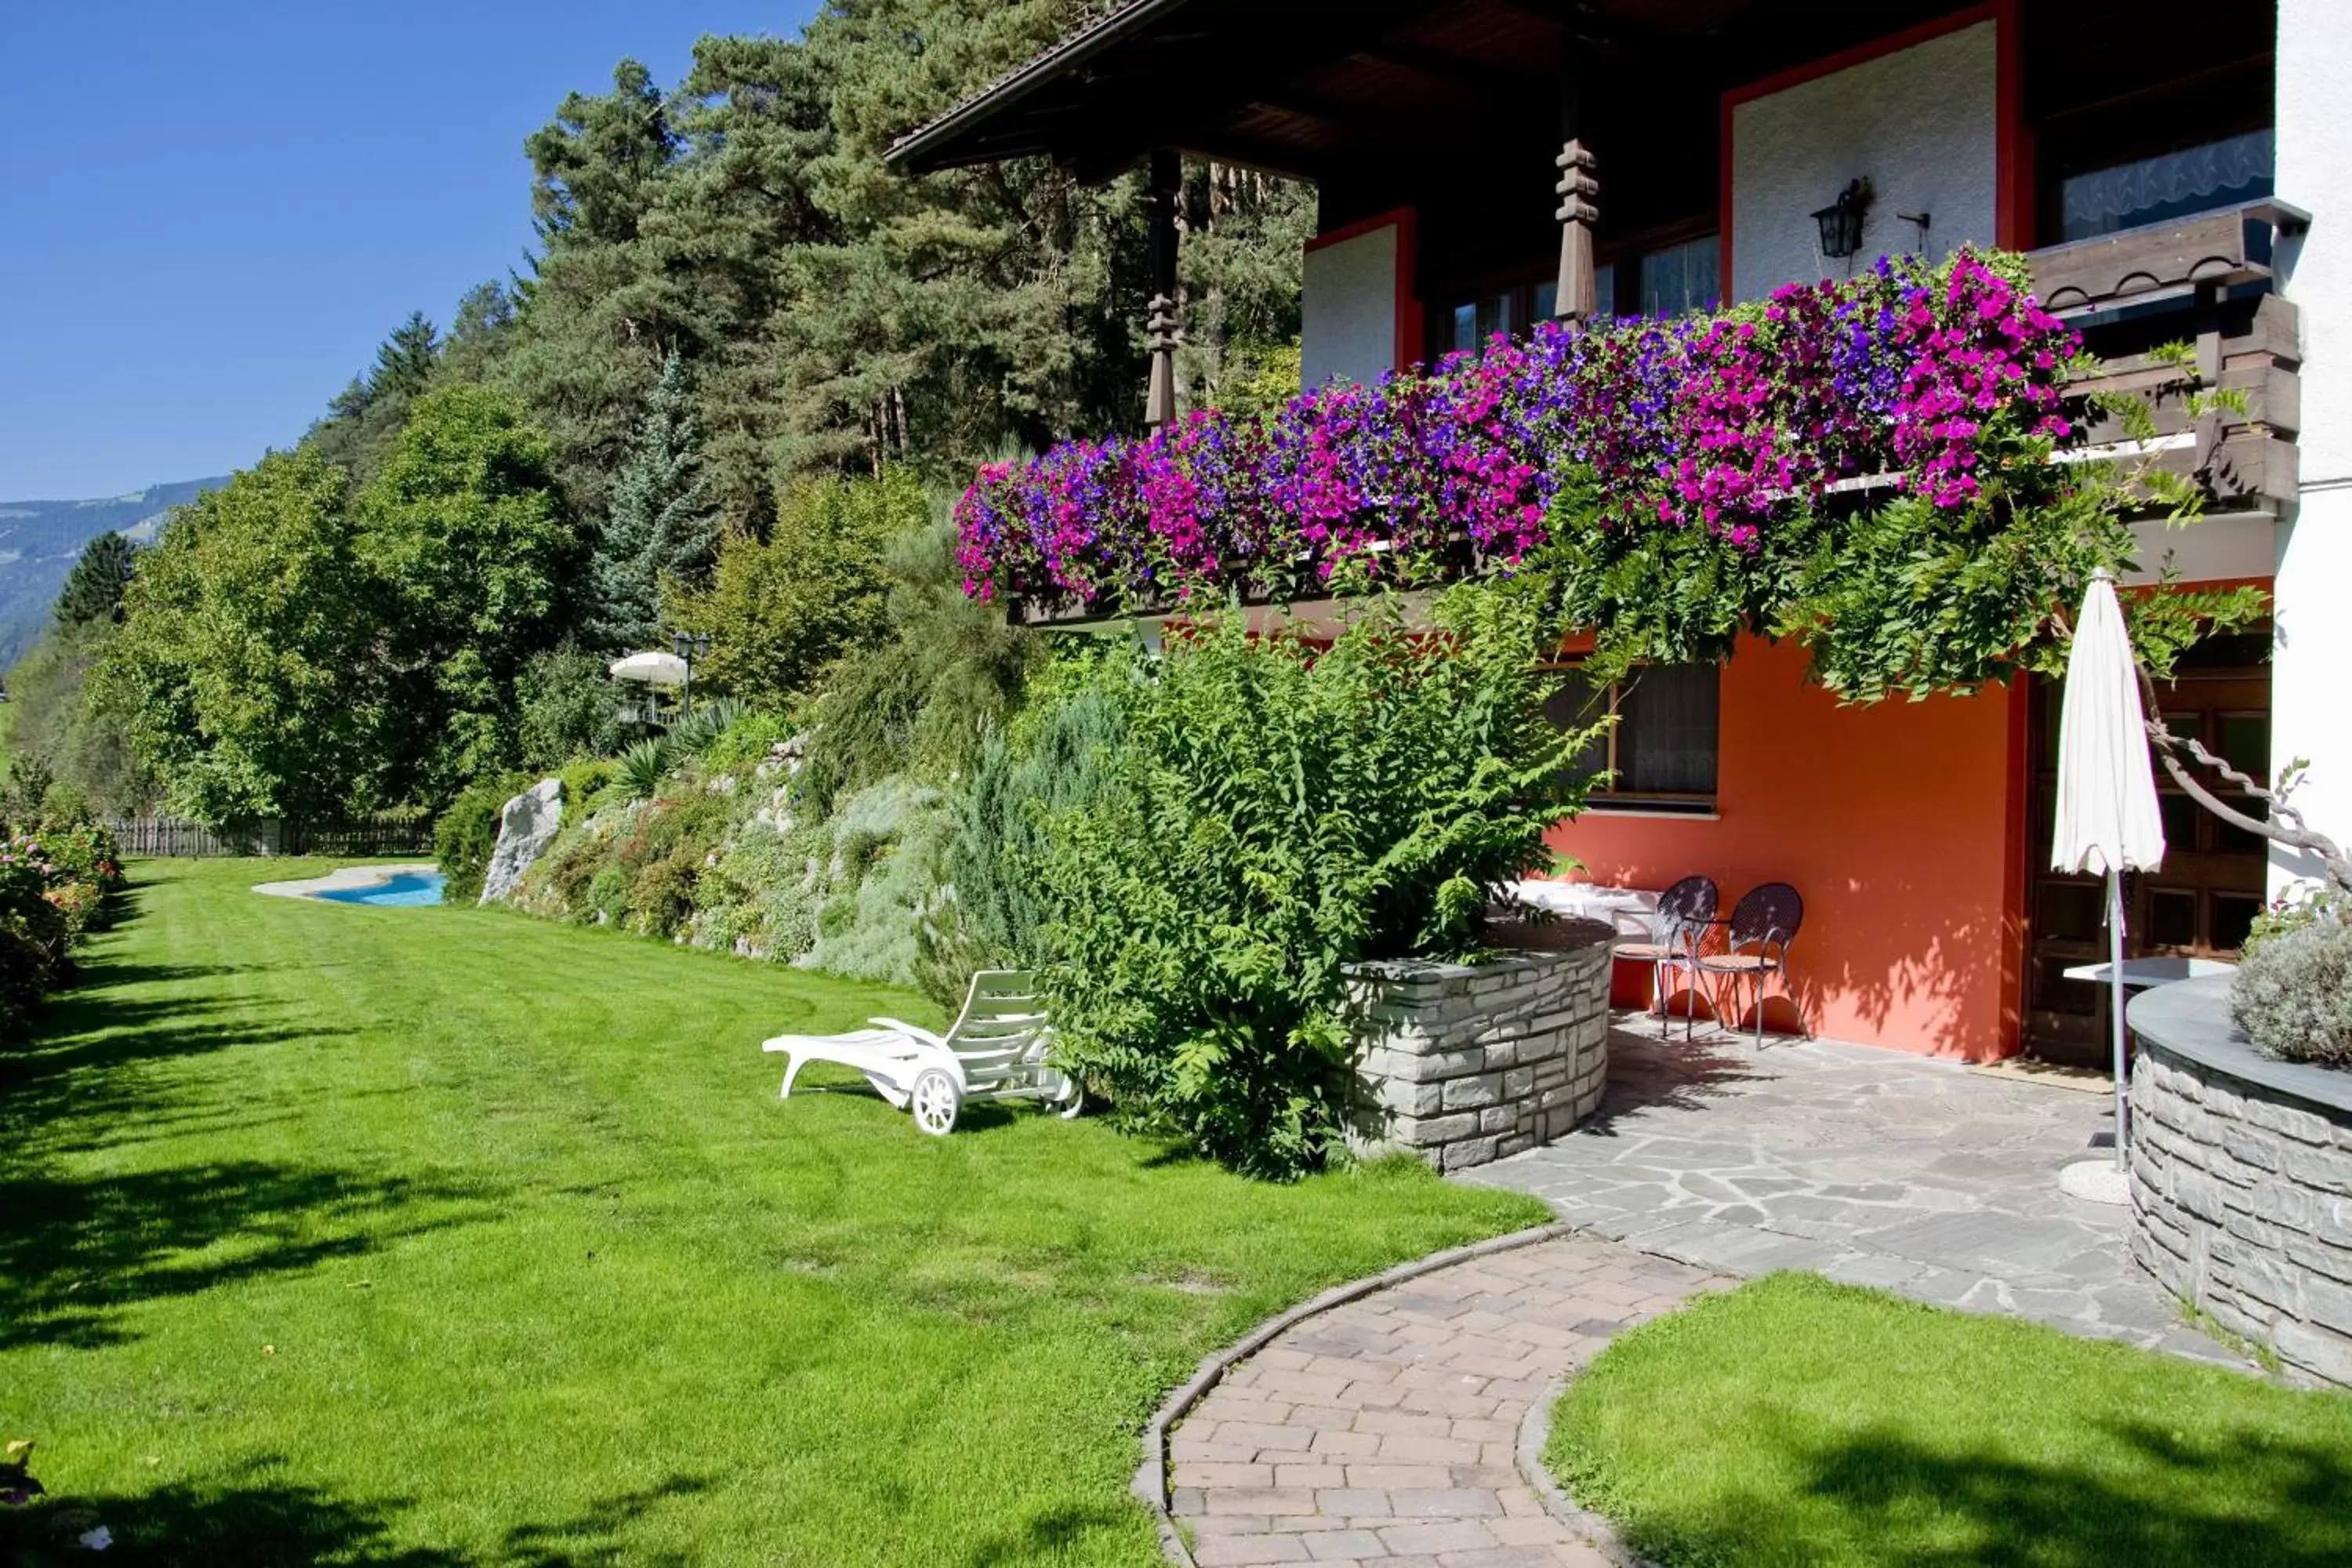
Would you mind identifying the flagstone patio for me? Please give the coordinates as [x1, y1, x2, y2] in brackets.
[1455, 1014, 2249, 1369]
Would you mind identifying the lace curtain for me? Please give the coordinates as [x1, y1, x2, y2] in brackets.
[2061, 129, 2274, 240]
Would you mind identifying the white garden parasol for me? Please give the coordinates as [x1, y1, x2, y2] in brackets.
[2051, 568, 2165, 1177]
[608, 650, 690, 687]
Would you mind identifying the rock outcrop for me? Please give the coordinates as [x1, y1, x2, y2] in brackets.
[481, 778, 563, 905]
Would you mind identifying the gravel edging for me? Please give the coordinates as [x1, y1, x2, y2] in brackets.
[1131, 1221, 1570, 1567]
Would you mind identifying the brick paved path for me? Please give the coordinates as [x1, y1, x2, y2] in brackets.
[1165, 1234, 1726, 1566]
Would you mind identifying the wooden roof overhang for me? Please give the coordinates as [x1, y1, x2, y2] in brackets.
[884, 0, 1998, 185]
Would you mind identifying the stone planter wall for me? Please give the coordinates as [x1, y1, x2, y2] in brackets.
[1346, 922, 1613, 1173]
[2126, 975, 2352, 1388]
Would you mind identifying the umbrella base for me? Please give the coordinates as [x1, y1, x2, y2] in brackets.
[2060, 1159, 2130, 1206]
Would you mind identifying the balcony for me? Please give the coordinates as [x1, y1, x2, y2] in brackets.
[2027, 199, 2309, 514]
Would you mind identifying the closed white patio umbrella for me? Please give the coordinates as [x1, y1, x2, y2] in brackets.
[2051, 568, 2166, 1181]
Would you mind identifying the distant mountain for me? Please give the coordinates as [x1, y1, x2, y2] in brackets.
[0, 477, 226, 668]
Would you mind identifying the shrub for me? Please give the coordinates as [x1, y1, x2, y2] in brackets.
[24, 821, 125, 935]
[944, 677, 1127, 971]
[1029, 587, 1601, 1177]
[516, 647, 637, 770]
[558, 757, 618, 813]
[434, 771, 532, 903]
[586, 862, 631, 926]
[2232, 909, 2352, 1067]
[0, 842, 75, 1031]
[791, 778, 954, 988]
[699, 711, 793, 773]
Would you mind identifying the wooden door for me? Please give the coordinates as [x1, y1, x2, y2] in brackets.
[2023, 633, 2271, 1067]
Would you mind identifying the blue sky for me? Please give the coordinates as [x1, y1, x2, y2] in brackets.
[0, 1, 822, 501]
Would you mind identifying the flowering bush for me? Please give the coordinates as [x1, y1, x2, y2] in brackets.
[954, 251, 2077, 612]
[0, 820, 126, 1036]
[27, 822, 125, 934]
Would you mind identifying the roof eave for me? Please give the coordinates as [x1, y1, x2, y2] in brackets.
[883, 0, 1199, 173]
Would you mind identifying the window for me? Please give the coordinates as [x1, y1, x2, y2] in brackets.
[1637, 235, 1720, 318]
[1544, 662, 1720, 812]
[2058, 129, 2274, 241]
[1450, 291, 1519, 353]
[1436, 235, 1700, 361]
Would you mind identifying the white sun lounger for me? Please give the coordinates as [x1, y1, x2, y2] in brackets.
[760, 969, 1081, 1135]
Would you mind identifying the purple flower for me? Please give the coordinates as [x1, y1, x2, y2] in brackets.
[954, 249, 2078, 607]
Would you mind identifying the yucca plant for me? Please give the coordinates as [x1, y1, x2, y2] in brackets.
[616, 738, 673, 801]
[670, 698, 748, 756]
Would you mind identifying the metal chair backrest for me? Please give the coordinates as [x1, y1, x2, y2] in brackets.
[1654, 875, 1720, 950]
[1726, 883, 1803, 960]
[945, 970, 1051, 1090]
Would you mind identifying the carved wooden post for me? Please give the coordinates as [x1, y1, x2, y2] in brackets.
[1555, 141, 1600, 322]
[1554, 55, 1597, 323]
[1145, 147, 1181, 427]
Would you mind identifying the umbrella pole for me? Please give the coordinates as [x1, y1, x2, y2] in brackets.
[2109, 868, 2129, 1172]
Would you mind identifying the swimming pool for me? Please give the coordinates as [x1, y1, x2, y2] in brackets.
[313, 871, 447, 906]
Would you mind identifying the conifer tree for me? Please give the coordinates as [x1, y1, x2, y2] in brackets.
[54, 531, 139, 628]
[584, 352, 721, 650]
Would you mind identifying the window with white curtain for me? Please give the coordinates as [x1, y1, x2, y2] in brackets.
[2060, 129, 2274, 241]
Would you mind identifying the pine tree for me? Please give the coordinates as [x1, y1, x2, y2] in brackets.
[584, 352, 722, 650]
[310, 311, 446, 481]
[55, 531, 138, 629]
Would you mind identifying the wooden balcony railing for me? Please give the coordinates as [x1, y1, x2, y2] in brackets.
[2027, 199, 2308, 512]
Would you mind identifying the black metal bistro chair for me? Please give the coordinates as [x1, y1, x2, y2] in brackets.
[1694, 882, 1804, 1050]
[1612, 876, 1719, 1037]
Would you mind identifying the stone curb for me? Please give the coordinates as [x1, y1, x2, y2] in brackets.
[1132, 1221, 1572, 1567]
[1514, 1373, 1656, 1568]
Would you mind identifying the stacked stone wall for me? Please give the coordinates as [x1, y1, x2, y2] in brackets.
[1346, 930, 1612, 1173]
[2131, 1043, 2352, 1387]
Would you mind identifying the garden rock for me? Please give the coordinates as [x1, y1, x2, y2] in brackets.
[481, 779, 563, 905]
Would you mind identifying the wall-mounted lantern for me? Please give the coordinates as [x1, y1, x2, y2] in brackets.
[1811, 178, 1873, 260]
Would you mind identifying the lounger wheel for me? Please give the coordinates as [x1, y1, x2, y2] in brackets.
[1053, 1075, 1084, 1120]
[909, 1069, 961, 1136]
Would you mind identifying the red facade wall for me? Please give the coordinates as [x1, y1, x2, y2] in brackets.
[1545, 634, 2025, 1062]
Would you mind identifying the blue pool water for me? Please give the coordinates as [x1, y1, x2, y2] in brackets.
[314, 871, 447, 906]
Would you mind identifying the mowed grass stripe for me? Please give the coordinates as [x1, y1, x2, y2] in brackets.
[1, 858, 1544, 1566]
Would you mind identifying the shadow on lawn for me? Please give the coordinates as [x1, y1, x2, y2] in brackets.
[0, 940, 352, 1158]
[1650, 1418, 2352, 1568]
[0, 1159, 491, 1351]
[45, 1465, 709, 1566]
[959, 1501, 1137, 1566]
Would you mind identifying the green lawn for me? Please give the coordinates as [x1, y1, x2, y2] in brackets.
[0, 859, 1544, 1566]
[1548, 1272, 2352, 1568]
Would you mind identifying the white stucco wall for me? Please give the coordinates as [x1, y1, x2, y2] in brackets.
[1301, 223, 1399, 388]
[2271, 0, 2352, 893]
[1729, 21, 1998, 303]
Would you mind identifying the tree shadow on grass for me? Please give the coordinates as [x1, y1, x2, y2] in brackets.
[0, 1159, 492, 1351]
[0, 951, 353, 1163]
[34, 1465, 709, 1567]
[1636, 1417, 2352, 1568]
[958, 1501, 1138, 1566]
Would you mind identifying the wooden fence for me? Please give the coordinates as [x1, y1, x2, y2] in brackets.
[104, 816, 434, 858]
